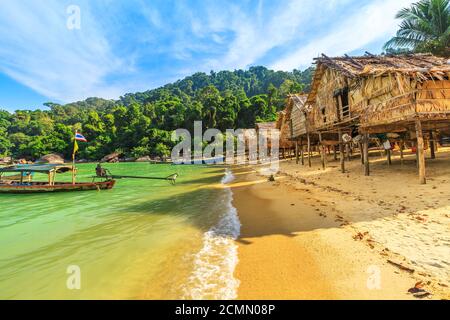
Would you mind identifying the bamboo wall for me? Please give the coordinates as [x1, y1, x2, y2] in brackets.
[277, 111, 295, 148]
[291, 103, 308, 137]
[310, 69, 348, 130]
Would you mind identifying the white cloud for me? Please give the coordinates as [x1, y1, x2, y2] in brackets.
[0, 0, 129, 103]
[270, 0, 415, 70]
[0, 0, 417, 105]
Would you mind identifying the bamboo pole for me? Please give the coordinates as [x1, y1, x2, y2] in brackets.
[415, 119, 426, 184]
[307, 133, 311, 167]
[400, 140, 404, 165]
[429, 131, 436, 159]
[300, 137, 304, 165]
[364, 133, 370, 176]
[338, 129, 345, 173]
[319, 132, 325, 170]
[346, 143, 351, 162]
[359, 142, 364, 164]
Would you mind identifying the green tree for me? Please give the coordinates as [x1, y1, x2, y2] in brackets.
[384, 0, 450, 57]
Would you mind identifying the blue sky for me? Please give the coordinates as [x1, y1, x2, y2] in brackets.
[0, 0, 415, 111]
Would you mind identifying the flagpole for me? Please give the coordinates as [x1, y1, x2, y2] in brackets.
[72, 132, 76, 185]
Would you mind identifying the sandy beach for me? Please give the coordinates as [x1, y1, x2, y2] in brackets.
[230, 147, 450, 300]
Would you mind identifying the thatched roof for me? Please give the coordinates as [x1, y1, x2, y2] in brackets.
[307, 53, 450, 104]
[289, 94, 309, 113]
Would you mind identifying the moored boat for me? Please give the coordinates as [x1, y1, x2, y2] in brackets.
[0, 164, 116, 194]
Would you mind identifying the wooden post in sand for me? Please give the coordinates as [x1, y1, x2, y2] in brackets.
[295, 140, 299, 164]
[319, 132, 325, 170]
[429, 131, 436, 159]
[386, 149, 392, 166]
[415, 119, 426, 184]
[333, 145, 338, 161]
[359, 142, 364, 164]
[346, 144, 351, 162]
[400, 140, 404, 165]
[363, 133, 370, 176]
[307, 132, 312, 167]
[338, 129, 345, 173]
[300, 137, 304, 165]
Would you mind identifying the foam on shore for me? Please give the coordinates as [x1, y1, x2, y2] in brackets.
[182, 168, 241, 300]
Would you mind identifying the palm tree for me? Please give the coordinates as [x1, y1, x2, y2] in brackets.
[384, 0, 450, 57]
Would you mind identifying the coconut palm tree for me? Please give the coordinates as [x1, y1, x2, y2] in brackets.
[384, 0, 450, 57]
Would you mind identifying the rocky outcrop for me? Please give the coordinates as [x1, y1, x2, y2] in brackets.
[101, 152, 121, 163]
[36, 153, 65, 164]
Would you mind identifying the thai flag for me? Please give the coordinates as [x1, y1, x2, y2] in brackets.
[75, 132, 87, 142]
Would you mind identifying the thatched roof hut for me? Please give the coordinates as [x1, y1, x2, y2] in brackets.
[287, 94, 311, 138]
[276, 110, 293, 149]
[307, 53, 450, 133]
[306, 53, 450, 184]
[275, 95, 310, 149]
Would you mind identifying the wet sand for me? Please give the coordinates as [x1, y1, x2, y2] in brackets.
[230, 147, 450, 300]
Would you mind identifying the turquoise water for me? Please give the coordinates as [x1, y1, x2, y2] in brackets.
[0, 163, 237, 299]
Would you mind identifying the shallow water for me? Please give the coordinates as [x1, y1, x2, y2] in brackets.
[0, 163, 239, 299]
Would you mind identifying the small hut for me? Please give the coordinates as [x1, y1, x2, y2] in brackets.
[276, 109, 295, 158]
[281, 94, 339, 167]
[307, 53, 450, 183]
[254, 122, 277, 159]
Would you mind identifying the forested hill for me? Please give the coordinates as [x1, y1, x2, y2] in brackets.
[0, 66, 313, 161]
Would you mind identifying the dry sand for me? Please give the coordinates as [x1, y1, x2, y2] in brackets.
[230, 147, 450, 300]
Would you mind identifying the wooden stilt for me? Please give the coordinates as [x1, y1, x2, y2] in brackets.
[416, 141, 419, 169]
[359, 142, 364, 164]
[429, 131, 436, 159]
[307, 132, 311, 168]
[300, 138, 304, 165]
[334, 145, 338, 161]
[415, 119, 426, 184]
[338, 129, 345, 173]
[400, 140, 404, 165]
[295, 141, 299, 164]
[387, 149, 392, 166]
[363, 133, 370, 176]
[319, 132, 325, 170]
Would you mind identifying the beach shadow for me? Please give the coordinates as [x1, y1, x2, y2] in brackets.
[230, 150, 450, 242]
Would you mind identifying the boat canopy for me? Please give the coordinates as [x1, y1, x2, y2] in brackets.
[0, 164, 74, 174]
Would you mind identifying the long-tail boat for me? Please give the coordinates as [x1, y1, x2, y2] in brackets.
[0, 164, 115, 194]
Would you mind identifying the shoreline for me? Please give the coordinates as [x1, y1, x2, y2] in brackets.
[230, 148, 450, 300]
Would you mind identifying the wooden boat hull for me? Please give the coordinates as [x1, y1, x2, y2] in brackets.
[0, 180, 116, 194]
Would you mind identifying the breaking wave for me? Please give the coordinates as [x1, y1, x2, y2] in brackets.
[182, 168, 241, 300]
